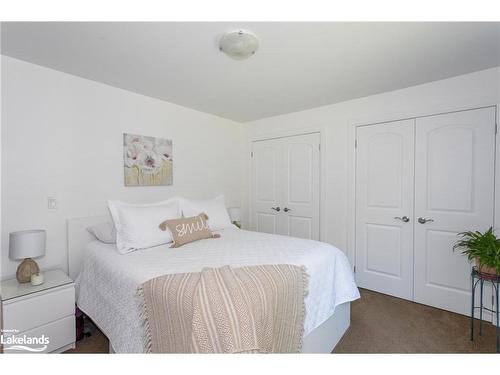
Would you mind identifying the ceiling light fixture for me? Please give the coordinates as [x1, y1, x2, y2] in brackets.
[219, 30, 259, 60]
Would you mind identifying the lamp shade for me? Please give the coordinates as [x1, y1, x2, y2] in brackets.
[9, 230, 46, 260]
[227, 207, 241, 222]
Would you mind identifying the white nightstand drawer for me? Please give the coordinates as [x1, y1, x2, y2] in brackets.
[3, 285, 75, 333]
[3, 315, 76, 353]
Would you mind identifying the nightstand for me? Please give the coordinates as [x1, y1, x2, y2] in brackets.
[0, 269, 76, 353]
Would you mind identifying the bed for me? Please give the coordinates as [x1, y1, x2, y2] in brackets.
[68, 215, 359, 353]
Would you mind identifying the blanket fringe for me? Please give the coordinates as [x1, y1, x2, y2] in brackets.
[297, 265, 310, 353]
[137, 286, 153, 353]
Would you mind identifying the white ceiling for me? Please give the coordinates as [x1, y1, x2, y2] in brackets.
[2, 22, 499, 122]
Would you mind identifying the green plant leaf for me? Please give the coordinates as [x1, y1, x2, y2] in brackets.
[453, 226, 500, 272]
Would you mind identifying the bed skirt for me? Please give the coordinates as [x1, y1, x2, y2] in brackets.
[106, 301, 350, 354]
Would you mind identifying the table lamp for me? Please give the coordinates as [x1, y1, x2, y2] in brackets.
[228, 207, 241, 228]
[9, 230, 46, 283]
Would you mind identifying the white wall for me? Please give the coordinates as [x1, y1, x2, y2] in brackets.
[2, 54, 499, 283]
[1, 56, 244, 279]
[0, 32, 3, 285]
[244, 67, 500, 266]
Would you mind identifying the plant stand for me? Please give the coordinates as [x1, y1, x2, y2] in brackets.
[470, 266, 499, 352]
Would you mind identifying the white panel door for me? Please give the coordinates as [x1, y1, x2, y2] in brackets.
[414, 107, 496, 315]
[251, 133, 320, 240]
[281, 133, 320, 239]
[355, 119, 415, 300]
[252, 138, 283, 234]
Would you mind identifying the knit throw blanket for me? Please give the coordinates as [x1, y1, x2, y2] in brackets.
[138, 264, 308, 353]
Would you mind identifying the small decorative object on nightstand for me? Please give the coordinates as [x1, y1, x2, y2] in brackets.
[9, 230, 46, 283]
[0, 269, 76, 353]
[30, 272, 45, 286]
[228, 207, 242, 228]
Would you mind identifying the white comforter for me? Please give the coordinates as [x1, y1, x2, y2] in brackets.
[76, 228, 359, 353]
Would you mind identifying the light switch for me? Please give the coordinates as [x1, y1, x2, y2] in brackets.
[48, 197, 58, 209]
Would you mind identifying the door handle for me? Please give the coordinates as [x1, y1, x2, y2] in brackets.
[270, 207, 281, 212]
[418, 217, 434, 224]
[394, 216, 410, 223]
[283, 207, 291, 212]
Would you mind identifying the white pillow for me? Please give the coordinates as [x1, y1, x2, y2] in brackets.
[108, 199, 181, 254]
[179, 195, 232, 231]
[87, 222, 116, 244]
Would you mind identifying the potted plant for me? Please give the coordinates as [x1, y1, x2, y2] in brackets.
[453, 227, 500, 276]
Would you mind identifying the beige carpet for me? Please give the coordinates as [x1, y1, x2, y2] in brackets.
[333, 289, 497, 353]
[65, 328, 109, 354]
[66, 288, 498, 354]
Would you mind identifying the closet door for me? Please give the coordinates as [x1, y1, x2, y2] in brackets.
[414, 107, 496, 315]
[252, 137, 283, 235]
[281, 133, 320, 239]
[251, 133, 320, 240]
[355, 119, 415, 300]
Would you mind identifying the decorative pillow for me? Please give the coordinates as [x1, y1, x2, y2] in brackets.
[108, 199, 181, 254]
[159, 213, 220, 248]
[87, 222, 116, 244]
[179, 195, 232, 231]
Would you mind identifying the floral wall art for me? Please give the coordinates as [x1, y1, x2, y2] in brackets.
[123, 133, 173, 186]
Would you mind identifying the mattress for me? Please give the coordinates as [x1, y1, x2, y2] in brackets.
[75, 227, 360, 353]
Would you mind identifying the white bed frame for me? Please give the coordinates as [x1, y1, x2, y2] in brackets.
[67, 215, 351, 353]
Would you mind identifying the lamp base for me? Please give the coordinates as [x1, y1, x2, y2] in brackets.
[16, 258, 40, 283]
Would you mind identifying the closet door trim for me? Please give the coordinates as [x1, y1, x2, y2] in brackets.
[353, 105, 497, 316]
[353, 105, 497, 270]
[250, 132, 321, 240]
